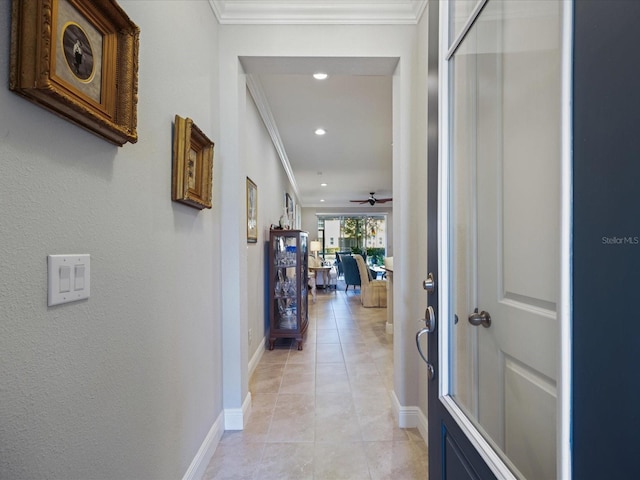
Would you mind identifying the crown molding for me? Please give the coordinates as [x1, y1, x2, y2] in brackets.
[209, 1, 427, 25]
[245, 75, 301, 201]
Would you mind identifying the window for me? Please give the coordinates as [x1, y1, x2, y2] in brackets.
[316, 214, 387, 261]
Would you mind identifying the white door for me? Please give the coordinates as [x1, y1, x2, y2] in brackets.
[443, 1, 562, 478]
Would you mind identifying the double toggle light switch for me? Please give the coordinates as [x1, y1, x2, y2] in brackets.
[47, 254, 90, 306]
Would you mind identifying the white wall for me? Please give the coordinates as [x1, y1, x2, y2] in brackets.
[0, 2, 222, 478]
[413, 1, 431, 428]
[245, 91, 298, 362]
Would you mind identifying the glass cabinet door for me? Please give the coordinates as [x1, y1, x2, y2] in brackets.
[273, 234, 299, 330]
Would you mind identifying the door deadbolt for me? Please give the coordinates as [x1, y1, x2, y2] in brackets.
[423, 273, 436, 293]
[420, 306, 436, 333]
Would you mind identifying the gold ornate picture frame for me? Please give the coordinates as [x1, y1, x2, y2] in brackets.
[172, 115, 214, 210]
[10, 0, 139, 146]
[246, 177, 258, 243]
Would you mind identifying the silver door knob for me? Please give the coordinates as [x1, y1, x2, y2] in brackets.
[468, 308, 491, 328]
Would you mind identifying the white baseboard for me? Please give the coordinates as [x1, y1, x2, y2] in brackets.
[248, 337, 265, 378]
[182, 348, 261, 479]
[389, 390, 428, 445]
[224, 391, 252, 431]
[390, 390, 418, 426]
[182, 412, 224, 480]
[386, 322, 394, 335]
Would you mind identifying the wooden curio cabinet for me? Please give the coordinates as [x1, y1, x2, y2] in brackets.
[268, 229, 309, 350]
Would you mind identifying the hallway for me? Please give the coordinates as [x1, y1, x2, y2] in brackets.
[204, 287, 428, 479]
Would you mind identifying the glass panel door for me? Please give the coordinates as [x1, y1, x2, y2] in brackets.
[444, 1, 562, 478]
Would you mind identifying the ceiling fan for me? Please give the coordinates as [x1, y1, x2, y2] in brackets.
[349, 192, 392, 206]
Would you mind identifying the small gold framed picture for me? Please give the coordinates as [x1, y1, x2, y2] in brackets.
[247, 177, 258, 243]
[172, 115, 214, 210]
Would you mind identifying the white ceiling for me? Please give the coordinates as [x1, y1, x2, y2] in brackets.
[211, 1, 427, 208]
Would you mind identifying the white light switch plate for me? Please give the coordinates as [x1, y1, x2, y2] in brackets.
[48, 254, 90, 306]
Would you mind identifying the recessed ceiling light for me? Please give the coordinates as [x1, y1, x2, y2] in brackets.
[320, 199, 325, 202]
[313, 73, 328, 80]
[315, 128, 326, 136]
[321, 183, 327, 187]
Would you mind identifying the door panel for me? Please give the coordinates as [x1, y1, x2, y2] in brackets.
[501, 35, 560, 312]
[444, 428, 481, 480]
[504, 359, 556, 480]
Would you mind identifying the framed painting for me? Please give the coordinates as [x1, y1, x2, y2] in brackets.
[285, 192, 293, 221]
[172, 115, 214, 210]
[9, 0, 139, 146]
[246, 177, 258, 243]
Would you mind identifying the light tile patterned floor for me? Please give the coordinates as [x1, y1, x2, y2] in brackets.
[203, 285, 428, 480]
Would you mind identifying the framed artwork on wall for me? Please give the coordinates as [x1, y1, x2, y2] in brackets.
[246, 177, 258, 243]
[285, 192, 293, 222]
[172, 115, 214, 210]
[9, 0, 140, 146]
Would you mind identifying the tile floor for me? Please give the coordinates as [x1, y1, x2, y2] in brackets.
[203, 285, 428, 480]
